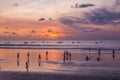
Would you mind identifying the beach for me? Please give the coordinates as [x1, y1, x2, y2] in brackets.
[0, 71, 120, 80]
[0, 40, 120, 80]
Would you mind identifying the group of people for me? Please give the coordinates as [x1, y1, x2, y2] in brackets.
[85, 56, 101, 62]
[17, 52, 30, 72]
[16, 49, 116, 72]
[86, 49, 116, 62]
[63, 51, 71, 62]
[17, 51, 49, 72]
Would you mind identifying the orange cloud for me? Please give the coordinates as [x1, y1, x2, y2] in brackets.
[0, 18, 67, 40]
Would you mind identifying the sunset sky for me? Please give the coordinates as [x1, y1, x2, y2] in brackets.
[0, 0, 120, 40]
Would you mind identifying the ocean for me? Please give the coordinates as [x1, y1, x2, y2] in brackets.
[0, 40, 120, 75]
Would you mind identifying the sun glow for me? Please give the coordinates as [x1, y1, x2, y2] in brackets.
[50, 33, 58, 37]
[48, 33, 58, 39]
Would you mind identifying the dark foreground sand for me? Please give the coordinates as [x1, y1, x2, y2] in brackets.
[0, 71, 120, 80]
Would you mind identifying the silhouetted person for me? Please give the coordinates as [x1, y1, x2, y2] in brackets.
[69, 52, 72, 62]
[46, 51, 48, 61]
[113, 49, 115, 54]
[27, 52, 30, 62]
[17, 52, 20, 59]
[38, 54, 41, 66]
[63, 51, 66, 62]
[97, 57, 101, 62]
[98, 49, 101, 56]
[86, 56, 89, 61]
[26, 62, 29, 72]
[66, 51, 69, 61]
[17, 52, 20, 66]
[112, 49, 115, 60]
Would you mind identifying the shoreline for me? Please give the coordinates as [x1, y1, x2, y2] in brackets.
[0, 71, 120, 80]
[0, 46, 120, 50]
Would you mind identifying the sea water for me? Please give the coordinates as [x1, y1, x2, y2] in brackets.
[0, 40, 120, 75]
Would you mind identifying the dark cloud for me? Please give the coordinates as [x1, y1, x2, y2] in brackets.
[12, 32, 17, 35]
[38, 18, 45, 21]
[13, 3, 19, 7]
[31, 30, 36, 33]
[59, 17, 101, 32]
[3, 31, 11, 34]
[71, 25, 102, 32]
[49, 18, 52, 20]
[48, 29, 53, 32]
[3, 31, 17, 35]
[71, 3, 95, 8]
[79, 4, 95, 8]
[80, 27, 101, 32]
[60, 8, 120, 25]
[85, 8, 120, 25]
[59, 16, 101, 32]
[116, 0, 120, 4]
[60, 17, 88, 26]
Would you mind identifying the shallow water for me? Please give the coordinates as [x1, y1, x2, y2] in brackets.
[0, 48, 120, 75]
[0, 40, 120, 49]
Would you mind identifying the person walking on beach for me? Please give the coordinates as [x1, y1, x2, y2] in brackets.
[86, 56, 89, 61]
[17, 52, 20, 66]
[112, 49, 115, 60]
[46, 51, 48, 61]
[63, 51, 66, 62]
[98, 49, 101, 56]
[66, 51, 69, 61]
[69, 52, 72, 62]
[38, 54, 41, 66]
[97, 57, 100, 61]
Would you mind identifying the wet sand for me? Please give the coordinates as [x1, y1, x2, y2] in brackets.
[0, 71, 120, 80]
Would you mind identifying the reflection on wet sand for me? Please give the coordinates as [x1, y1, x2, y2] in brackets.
[38, 54, 41, 66]
[17, 52, 20, 66]
[63, 51, 72, 63]
[0, 49, 120, 72]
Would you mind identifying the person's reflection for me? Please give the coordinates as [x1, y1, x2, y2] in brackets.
[26, 61, 29, 72]
[46, 51, 48, 61]
[17, 52, 20, 66]
[69, 52, 71, 62]
[112, 49, 115, 61]
[38, 54, 41, 66]
[63, 51, 66, 62]
[0, 65, 1, 71]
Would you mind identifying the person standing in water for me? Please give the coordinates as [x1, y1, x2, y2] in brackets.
[46, 51, 48, 61]
[63, 51, 66, 62]
[112, 49, 115, 60]
[69, 52, 72, 62]
[98, 49, 101, 56]
[66, 51, 69, 61]
[97, 57, 101, 62]
[85, 56, 89, 61]
[27, 52, 30, 62]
